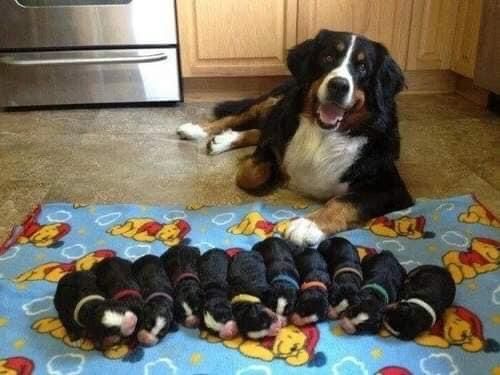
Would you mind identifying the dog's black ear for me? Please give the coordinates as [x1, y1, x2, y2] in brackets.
[372, 43, 405, 111]
[287, 38, 316, 80]
[287, 29, 330, 81]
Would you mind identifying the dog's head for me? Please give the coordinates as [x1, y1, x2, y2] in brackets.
[287, 29, 405, 131]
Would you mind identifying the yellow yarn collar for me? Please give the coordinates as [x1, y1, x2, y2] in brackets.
[231, 294, 261, 304]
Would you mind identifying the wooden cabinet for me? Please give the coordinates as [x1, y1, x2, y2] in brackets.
[406, 0, 459, 70]
[297, 0, 413, 67]
[177, 0, 297, 77]
[451, 0, 483, 78]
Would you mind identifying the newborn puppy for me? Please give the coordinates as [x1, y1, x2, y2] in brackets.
[291, 248, 331, 326]
[340, 250, 406, 334]
[252, 237, 300, 324]
[228, 251, 281, 339]
[383, 265, 456, 340]
[161, 244, 203, 328]
[318, 237, 363, 319]
[198, 248, 238, 339]
[92, 257, 144, 336]
[132, 255, 174, 346]
[54, 270, 137, 348]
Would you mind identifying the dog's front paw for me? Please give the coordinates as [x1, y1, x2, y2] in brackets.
[284, 218, 325, 247]
[207, 130, 239, 155]
[177, 122, 208, 140]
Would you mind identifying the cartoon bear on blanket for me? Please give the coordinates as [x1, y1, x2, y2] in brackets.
[228, 212, 290, 239]
[108, 218, 190, 246]
[201, 325, 321, 366]
[442, 237, 499, 283]
[367, 215, 434, 239]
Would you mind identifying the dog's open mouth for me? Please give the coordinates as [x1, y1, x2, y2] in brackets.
[317, 102, 353, 131]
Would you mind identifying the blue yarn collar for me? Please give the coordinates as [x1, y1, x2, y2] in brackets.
[271, 274, 299, 290]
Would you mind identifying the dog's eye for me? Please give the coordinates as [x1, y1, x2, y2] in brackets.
[323, 55, 334, 64]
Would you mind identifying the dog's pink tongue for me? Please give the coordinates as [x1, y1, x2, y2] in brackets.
[318, 103, 345, 126]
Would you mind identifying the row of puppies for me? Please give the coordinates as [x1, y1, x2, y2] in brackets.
[55, 236, 456, 351]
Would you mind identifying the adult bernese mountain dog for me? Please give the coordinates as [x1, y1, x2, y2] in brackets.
[177, 30, 413, 246]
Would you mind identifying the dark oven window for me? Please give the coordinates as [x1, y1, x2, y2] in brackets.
[17, 0, 132, 6]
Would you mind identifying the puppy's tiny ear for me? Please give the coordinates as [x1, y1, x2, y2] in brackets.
[372, 42, 405, 111]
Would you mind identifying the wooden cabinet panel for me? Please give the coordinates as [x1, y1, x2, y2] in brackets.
[451, 0, 483, 78]
[177, 0, 297, 77]
[297, 0, 413, 67]
[407, 0, 459, 70]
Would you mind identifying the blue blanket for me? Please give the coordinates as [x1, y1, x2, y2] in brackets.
[0, 195, 498, 375]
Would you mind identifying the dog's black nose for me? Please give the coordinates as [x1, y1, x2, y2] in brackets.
[327, 77, 349, 102]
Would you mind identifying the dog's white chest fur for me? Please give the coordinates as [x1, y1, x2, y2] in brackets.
[283, 116, 367, 200]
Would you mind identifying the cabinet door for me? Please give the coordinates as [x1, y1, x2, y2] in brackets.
[407, 0, 459, 70]
[451, 0, 483, 78]
[297, 0, 413, 68]
[177, 0, 297, 77]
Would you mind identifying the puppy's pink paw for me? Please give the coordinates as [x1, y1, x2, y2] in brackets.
[219, 320, 238, 339]
[120, 311, 138, 336]
[339, 317, 357, 334]
[184, 315, 200, 328]
[137, 329, 159, 346]
[268, 320, 282, 336]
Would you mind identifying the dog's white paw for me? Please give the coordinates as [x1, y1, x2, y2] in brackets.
[177, 122, 208, 140]
[284, 218, 325, 247]
[207, 130, 239, 155]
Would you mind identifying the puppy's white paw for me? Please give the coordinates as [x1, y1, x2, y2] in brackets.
[177, 122, 208, 140]
[284, 218, 325, 247]
[207, 130, 239, 155]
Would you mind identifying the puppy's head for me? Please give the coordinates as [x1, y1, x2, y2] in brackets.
[327, 283, 362, 319]
[137, 301, 173, 346]
[266, 283, 298, 319]
[383, 302, 432, 340]
[287, 29, 405, 131]
[338, 293, 384, 334]
[291, 288, 329, 326]
[173, 281, 204, 328]
[232, 302, 280, 339]
[203, 297, 238, 339]
[89, 302, 139, 346]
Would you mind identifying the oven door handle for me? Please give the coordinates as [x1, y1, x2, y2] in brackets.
[0, 52, 168, 66]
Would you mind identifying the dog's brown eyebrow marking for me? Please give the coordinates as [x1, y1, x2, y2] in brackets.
[357, 52, 366, 61]
[336, 42, 345, 51]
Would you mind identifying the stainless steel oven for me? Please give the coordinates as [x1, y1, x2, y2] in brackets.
[0, 0, 182, 107]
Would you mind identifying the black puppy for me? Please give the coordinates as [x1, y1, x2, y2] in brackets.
[132, 255, 174, 346]
[54, 270, 138, 348]
[198, 248, 238, 339]
[252, 237, 300, 325]
[161, 244, 203, 328]
[318, 237, 363, 319]
[291, 247, 331, 326]
[339, 250, 406, 334]
[228, 251, 281, 339]
[383, 265, 455, 340]
[92, 257, 144, 336]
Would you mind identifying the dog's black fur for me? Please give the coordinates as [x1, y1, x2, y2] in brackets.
[198, 248, 238, 339]
[292, 247, 331, 324]
[161, 244, 203, 328]
[213, 30, 413, 220]
[92, 257, 144, 322]
[383, 265, 456, 340]
[340, 250, 406, 334]
[252, 237, 301, 319]
[228, 251, 280, 339]
[54, 270, 136, 347]
[318, 237, 363, 318]
[132, 255, 174, 346]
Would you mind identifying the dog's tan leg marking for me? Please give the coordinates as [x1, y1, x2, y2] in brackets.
[203, 96, 281, 136]
[236, 157, 273, 191]
[307, 199, 360, 235]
